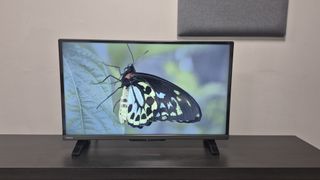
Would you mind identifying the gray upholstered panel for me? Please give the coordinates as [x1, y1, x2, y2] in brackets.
[178, 0, 289, 37]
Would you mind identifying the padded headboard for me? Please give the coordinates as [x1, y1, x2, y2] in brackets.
[178, 0, 289, 37]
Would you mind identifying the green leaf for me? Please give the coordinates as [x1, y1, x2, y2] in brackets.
[63, 43, 124, 134]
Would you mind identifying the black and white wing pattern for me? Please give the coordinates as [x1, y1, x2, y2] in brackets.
[136, 73, 202, 123]
[118, 72, 202, 128]
[118, 80, 158, 128]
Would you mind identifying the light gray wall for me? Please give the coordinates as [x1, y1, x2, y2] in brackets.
[0, 0, 319, 148]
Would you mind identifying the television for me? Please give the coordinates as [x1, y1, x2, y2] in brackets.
[59, 39, 233, 155]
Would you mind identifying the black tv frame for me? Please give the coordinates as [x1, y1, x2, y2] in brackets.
[58, 39, 234, 141]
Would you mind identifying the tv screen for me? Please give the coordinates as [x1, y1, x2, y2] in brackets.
[59, 40, 233, 139]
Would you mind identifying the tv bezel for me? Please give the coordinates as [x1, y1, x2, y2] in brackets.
[59, 39, 233, 140]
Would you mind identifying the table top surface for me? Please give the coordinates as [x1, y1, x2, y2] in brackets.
[0, 135, 319, 168]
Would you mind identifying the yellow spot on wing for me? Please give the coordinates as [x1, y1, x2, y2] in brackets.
[171, 97, 182, 115]
[161, 112, 168, 116]
[138, 82, 148, 88]
[176, 107, 182, 115]
[186, 100, 191, 107]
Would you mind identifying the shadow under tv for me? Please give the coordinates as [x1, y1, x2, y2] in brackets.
[58, 39, 233, 157]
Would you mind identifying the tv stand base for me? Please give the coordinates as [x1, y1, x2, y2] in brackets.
[72, 140, 90, 157]
[203, 139, 220, 156]
[70, 139, 219, 157]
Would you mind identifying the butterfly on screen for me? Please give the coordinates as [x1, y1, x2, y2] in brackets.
[96, 44, 202, 128]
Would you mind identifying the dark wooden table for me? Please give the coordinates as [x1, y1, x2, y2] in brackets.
[0, 135, 320, 180]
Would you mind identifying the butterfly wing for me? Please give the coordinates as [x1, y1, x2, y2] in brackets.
[118, 72, 201, 128]
[118, 81, 158, 128]
[134, 72, 202, 124]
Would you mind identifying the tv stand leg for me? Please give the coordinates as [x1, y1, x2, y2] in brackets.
[72, 140, 90, 157]
[203, 139, 220, 156]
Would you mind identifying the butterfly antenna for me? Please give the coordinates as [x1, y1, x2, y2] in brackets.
[136, 50, 149, 60]
[126, 44, 135, 64]
[143, 50, 149, 55]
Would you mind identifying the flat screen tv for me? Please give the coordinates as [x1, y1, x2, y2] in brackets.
[59, 40, 233, 141]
